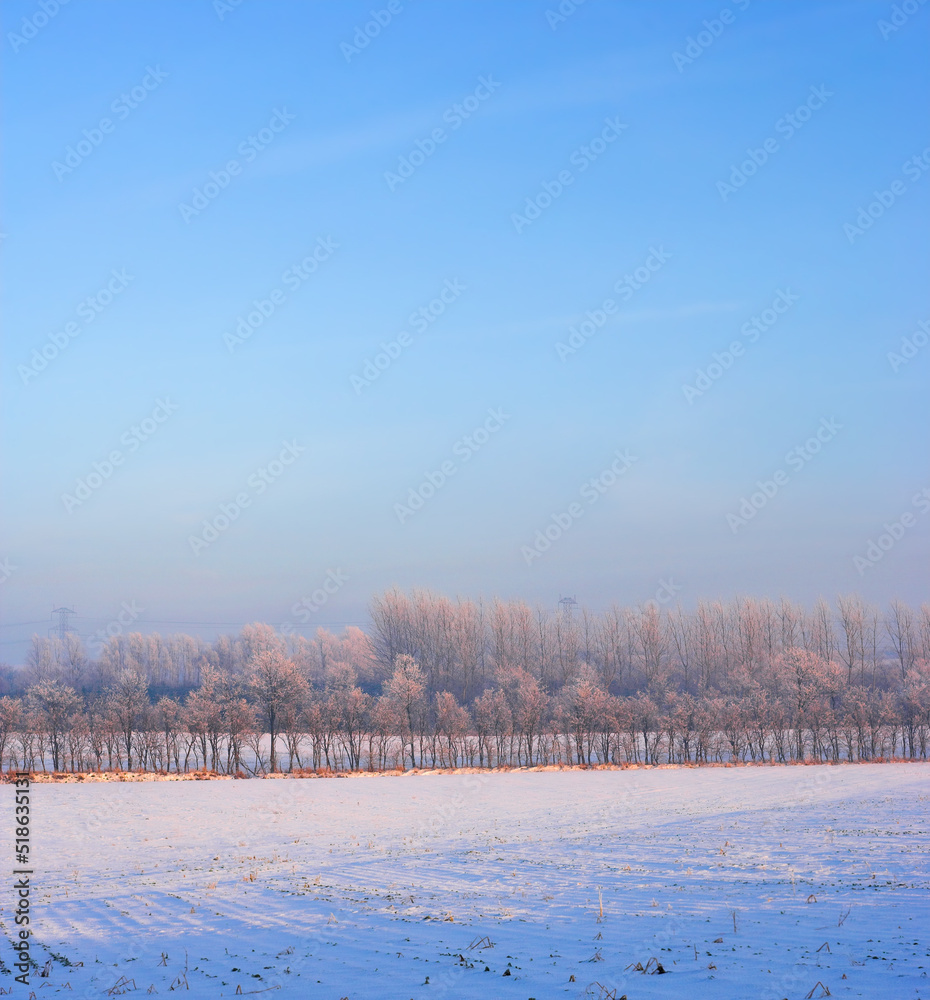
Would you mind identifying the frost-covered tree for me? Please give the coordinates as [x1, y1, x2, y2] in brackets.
[248, 650, 304, 772]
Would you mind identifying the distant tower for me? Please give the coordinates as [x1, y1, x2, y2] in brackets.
[558, 595, 578, 622]
[50, 606, 77, 642]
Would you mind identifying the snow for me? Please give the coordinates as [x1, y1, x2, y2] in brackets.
[8, 763, 930, 998]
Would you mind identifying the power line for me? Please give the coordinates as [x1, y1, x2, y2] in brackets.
[1, 617, 370, 629]
[86, 618, 371, 628]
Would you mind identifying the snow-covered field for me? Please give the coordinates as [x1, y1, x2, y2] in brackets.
[8, 763, 929, 999]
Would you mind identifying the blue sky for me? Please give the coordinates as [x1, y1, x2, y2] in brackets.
[2, 0, 927, 662]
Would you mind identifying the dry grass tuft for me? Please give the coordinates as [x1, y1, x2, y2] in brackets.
[625, 956, 667, 975]
[804, 982, 831, 998]
[585, 983, 625, 999]
[106, 976, 138, 996]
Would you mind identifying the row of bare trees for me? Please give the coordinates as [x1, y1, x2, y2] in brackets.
[4, 594, 928, 774]
[369, 591, 930, 696]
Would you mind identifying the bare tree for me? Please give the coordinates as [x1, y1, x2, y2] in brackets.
[451, 598, 486, 703]
[560, 667, 607, 764]
[837, 594, 866, 685]
[369, 588, 416, 673]
[383, 654, 427, 768]
[434, 691, 468, 767]
[107, 669, 149, 769]
[885, 599, 917, 681]
[0, 697, 20, 772]
[27, 680, 80, 772]
[153, 696, 181, 772]
[24, 636, 63, 687]
[248, 650, 304, 772]
[594, 604, 632, 692]
[474, 686, 511, 767]
[512, 669, 549, 765]
[631, 604, 667, 691]
[328, 664, 371, 770]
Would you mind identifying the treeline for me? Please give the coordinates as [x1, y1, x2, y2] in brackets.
[3, 592, 929, 774]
